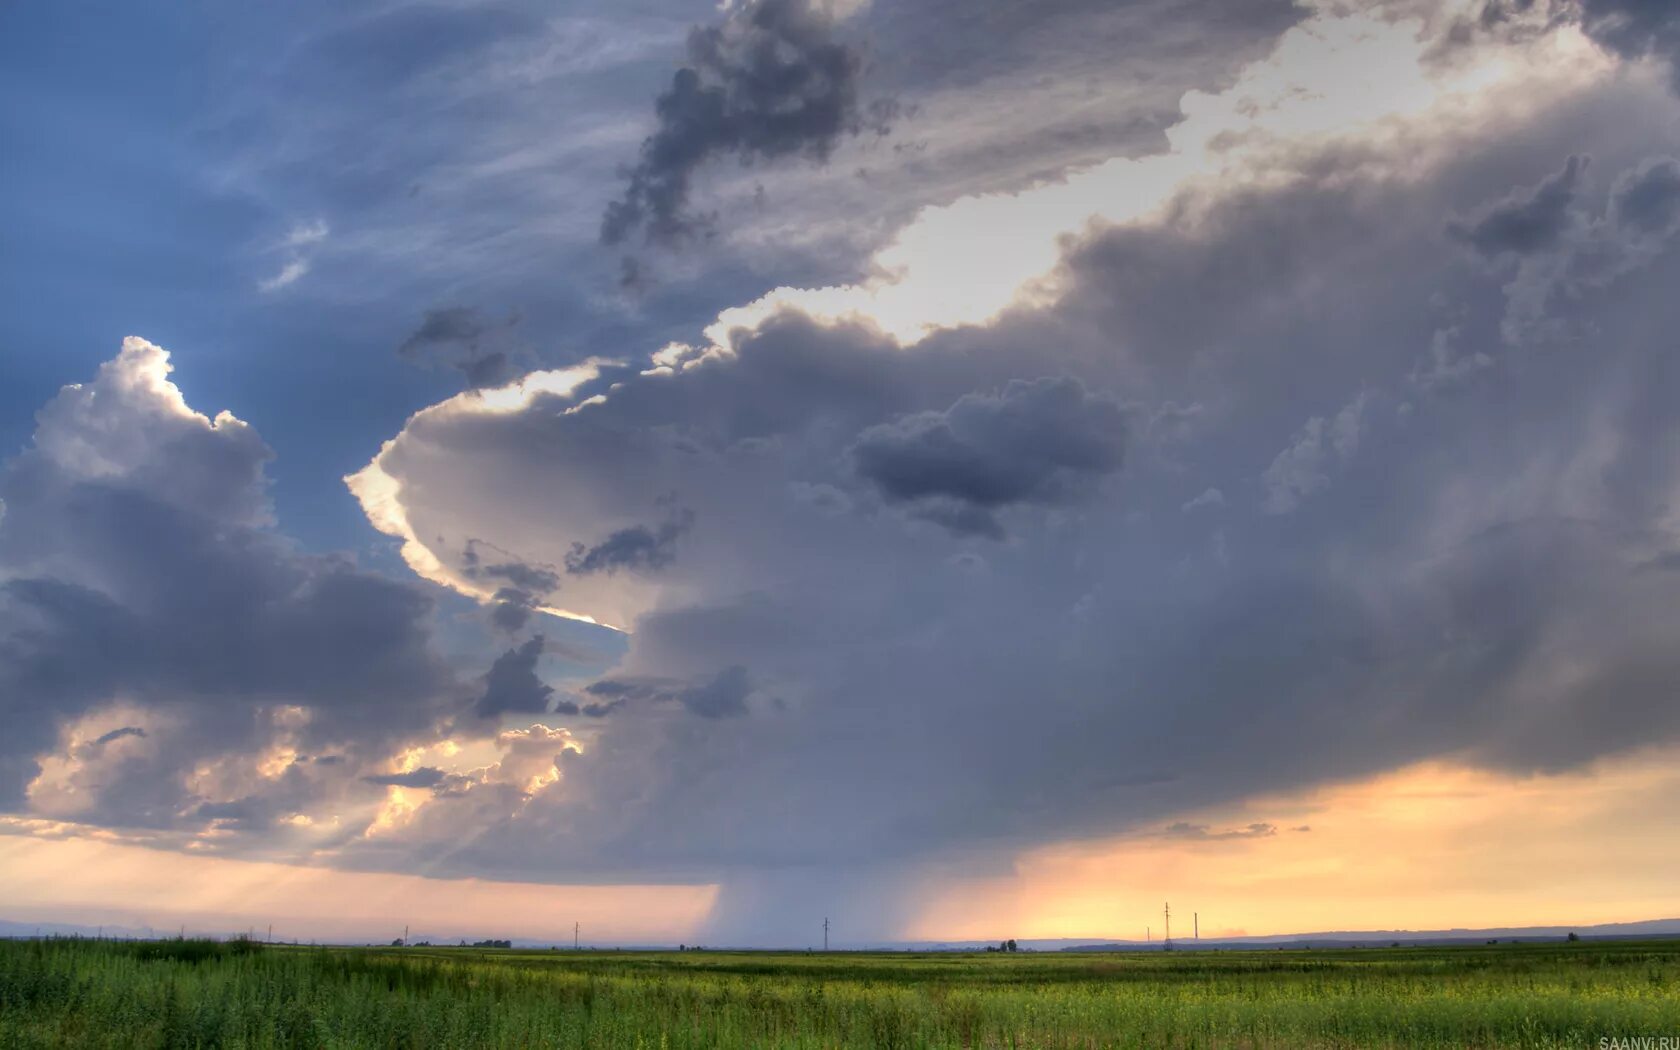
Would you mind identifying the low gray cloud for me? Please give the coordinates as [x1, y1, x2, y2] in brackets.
[1260, 392, 1373, 515]
[565, 508, 695, 575]
[580, 666, 753, 719]
[462, 541, 563, 632]
[601, 0, 888, 246]
[1610, 155, 1680, 236]
[1448, 154, 1587, 257]
[849, 377, 1127, 538]
[477, 636, 555, 718]
[673, 665, 752, 719]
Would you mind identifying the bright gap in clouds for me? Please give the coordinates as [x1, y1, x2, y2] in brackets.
[701, 1, 1603, 351]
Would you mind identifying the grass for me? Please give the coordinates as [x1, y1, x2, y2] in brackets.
[1, 935, 1677, 1048]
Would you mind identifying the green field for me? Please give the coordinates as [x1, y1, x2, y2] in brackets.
[2, 936, 1677, 1048]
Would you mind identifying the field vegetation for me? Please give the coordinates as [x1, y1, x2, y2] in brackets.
[1, 935, 1676, 1048]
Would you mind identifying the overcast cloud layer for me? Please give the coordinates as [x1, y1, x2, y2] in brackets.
[5, 0, 1680, 943]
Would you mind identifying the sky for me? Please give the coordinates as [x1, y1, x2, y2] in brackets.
[3, 0, 1680, 947]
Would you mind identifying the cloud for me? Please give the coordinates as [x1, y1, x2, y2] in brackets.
[362, 767, 450, 789]
[19, 0, 1680, 945]
[1260, 393, 1373, 515]
[1610, 155, 1680, 236]
[1448, 155, 1588, 258]
[458, 541, 565, 632]
[849, 377, 1127, 537]
[1463, 153, 1680, 343]
[90, 726, 146, 748]
[397, 307, 523, 389]
[1181, 487, 1225, 513]
[334, 4, 1680, 922]
[1159, 821, 1279, 841]
[281, 220, 330, 249]
[673, 664, 752, 719]
[580, 665, 753, 719]
[477, 636, 555, 718]
[566, 508, 695, 575]
[257, 259, 310, 293]
[1577, 0, 1680, 92]
[601, 0, 887, 246]
[0, 337, 472, 833]
[257, 221, 330, 293]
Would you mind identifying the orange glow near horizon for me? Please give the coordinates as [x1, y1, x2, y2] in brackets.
[907, 747, 1680, 941]
[0, 833, 717, 944]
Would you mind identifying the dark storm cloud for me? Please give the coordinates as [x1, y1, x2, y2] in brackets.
[398, 306, 494, 355]
[343, 72, 1680, 915]
[849, 377, 1127, 538]
[565, 508, 695, 575]
[489, 588, 538, 633]
[476, 636, 554, 717]
[1447, 154, 1588, 257]
[1577, 0, 1680, 91]
[397, 307, 521, 389]
[601, 0, 887, 246]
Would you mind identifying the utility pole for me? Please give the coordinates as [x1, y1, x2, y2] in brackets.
[403, 925, 409, 947]
[1164, 903, 1171, 950]
[574, 922, 579, 951]
[1146, 926, 1151, 943]
[823, 917, 830, 952]
[267, 924, 272, 944]
[1194, 913, 1199, 941]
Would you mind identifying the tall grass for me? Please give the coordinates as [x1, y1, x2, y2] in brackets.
[1, 936, 1675, 1047]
